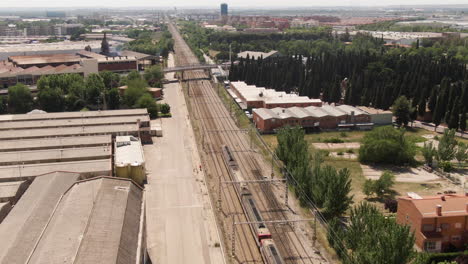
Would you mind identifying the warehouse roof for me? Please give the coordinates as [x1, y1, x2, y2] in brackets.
[336, 104, 368, 116]
[321, 104, 347, 117]
[9, 53, 81, 65]
[77, 50, 137, 63]
[0, 135, 111, 152]
[121, 50, 156, 60]
[0, 123, 140, 140]
[26, 177, 144, 264]
[0, 108, 148, 122]
[115, 136, 145, 165]
[357, 106, 392, 115]
[0, 40, 114, 53]
[0, 171, 80, 263]
[0, 159, 111, 182]
[0, 146, 112, 166]
[231, 81, 321, 105]
[237, 50, 280, 60]
[253, 104, 370, 121]
[0, 114, 149, 130]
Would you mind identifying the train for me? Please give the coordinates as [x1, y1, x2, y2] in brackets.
[221, 145, 285, 264]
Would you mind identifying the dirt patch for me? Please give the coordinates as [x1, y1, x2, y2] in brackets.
[361, 164, 442, 183]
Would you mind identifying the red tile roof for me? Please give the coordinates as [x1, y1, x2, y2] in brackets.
[400, 194, 468, 218]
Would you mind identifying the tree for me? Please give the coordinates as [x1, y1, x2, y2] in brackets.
[99, 71, 120, 90]
[459, 108, 466, 132]
[37, 87, 65, 112]
[455, 142, 467, 167]
[421, 141, 437, 166]
[0, 96, 7, 114]
[359, 126, 416, 165]
[124, 78, 148, 107]
[127, 70, 142, 81]
[84, 73, 106, 107]
[136, 93, 158, 118]
[144, 65, 164, 87]
[342, 203, 415, 264]
[373, 171, 395, 198]
[362, 171, 395, 198]
[392, 96, 412, 127]
[8, 83, 33, 113]
[437, 129, 458, 161]
[160, 103, 170, 114]
[322, 167, 353, 218]
[447, 99, 460, 130]
[107, 88, 121, 110]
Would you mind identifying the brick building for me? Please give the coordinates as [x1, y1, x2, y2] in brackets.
[397, 193, 468, 252]
[253, 104, 371, 132]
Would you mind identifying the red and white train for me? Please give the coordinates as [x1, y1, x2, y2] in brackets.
[221, 145, 285, 264]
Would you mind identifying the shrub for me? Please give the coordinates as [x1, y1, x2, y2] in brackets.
[340, 131, 348, 137]
[337, 151, 344, 156]
[324, 137, 344, 143]
[346, 149, 354, 154]
[359, 126, 416, 165]
[160, 103, 171, 114]
[439, 161, 454, 172]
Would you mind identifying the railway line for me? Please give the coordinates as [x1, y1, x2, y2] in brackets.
[169, 22, 328, 264]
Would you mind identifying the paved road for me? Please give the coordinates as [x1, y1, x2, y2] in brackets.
[413, 120, 467, 139]
[144, 53, 225, 264]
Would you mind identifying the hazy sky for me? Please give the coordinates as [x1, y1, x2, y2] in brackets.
[1, 0, 467, 8]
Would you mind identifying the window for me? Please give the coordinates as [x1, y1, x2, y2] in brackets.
[423, 224, 434, 232]
[451, 235, 461, 241]
[441, 223, 450, 230]
[424, 241, 436, 251]
[455, 223, 462, 229]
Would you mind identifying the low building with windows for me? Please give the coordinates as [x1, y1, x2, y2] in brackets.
[252, 104, 371, 132]
[396, 193, 468, 252]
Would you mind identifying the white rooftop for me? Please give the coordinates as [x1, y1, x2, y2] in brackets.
[231, 81, 321, 105]
[115, 136, 145, 165]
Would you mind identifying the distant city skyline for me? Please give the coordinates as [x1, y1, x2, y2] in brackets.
[1, 0, 468, 8]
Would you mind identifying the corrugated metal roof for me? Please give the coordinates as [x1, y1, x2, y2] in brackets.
[0, 108, 148, 122]
[26, 177, 143, 264]
[336, 104, 367, 116]
[321, 104, 347, 117]
[0, 171, 80, 263]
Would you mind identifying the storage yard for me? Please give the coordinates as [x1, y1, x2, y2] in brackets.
[170, 22, 327, 264]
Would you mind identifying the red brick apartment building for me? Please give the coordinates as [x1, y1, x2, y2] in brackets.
[397, 193, 468, 253]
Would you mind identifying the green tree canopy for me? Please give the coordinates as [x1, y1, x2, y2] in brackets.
[392, 96, 412, 127]
[359, 126, 416, 165]
[437, 129, 458, 161]
[144, 65, 164, 87]
[124, 78, 149, 107]
[136, 93, 158, 118]
[8, 83, 33, 114]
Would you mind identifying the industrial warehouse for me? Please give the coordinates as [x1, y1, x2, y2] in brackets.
[0, 173, 146, 264]
[229, 81, 323, 109]
[0, 108, 152, 263]
[227, 81, 393, 132]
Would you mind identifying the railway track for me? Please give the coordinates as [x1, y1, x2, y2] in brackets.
[169, 22, 328, 264]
